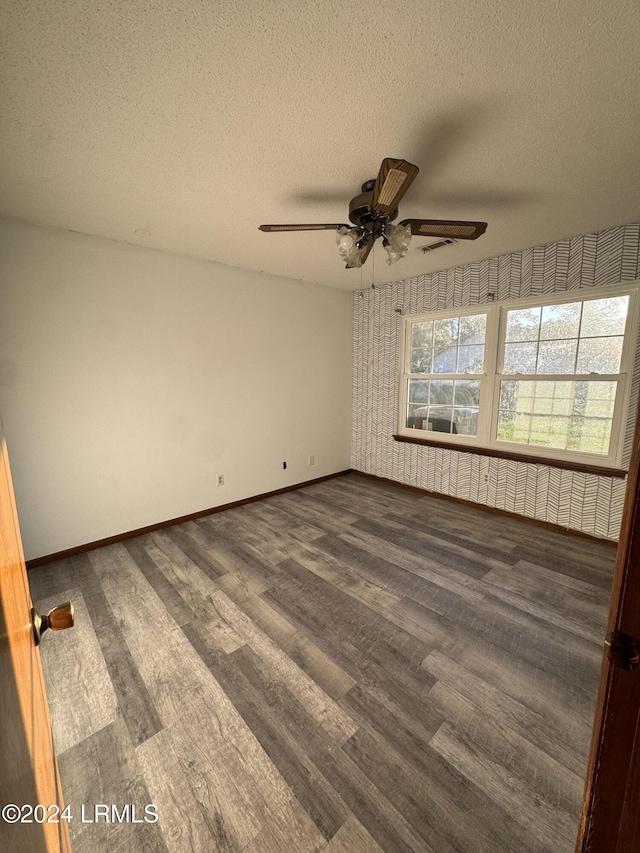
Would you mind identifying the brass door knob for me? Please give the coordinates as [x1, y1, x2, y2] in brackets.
[32, 602, 74, 646]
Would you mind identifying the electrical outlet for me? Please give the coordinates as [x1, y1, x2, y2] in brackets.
[484, 474, 489, 482]
[308, 455, 315, 466]
[217, 474, 224, 486]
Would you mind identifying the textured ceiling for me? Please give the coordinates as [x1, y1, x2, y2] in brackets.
[1, 1, 639, 290]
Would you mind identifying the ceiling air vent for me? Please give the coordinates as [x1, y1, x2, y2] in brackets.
[421, 238, 458, 254]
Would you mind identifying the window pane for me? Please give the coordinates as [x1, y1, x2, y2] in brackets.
[408, 378, 481, 436]
[408, 379, 471, 434]
[524, 414, 572, 448]
[576, 336, 624, 374]
[575, 380, 616, 417]
[532, 381, 555, 414]
[548, 415, 570, 445]
[529, 414, 556, 446]
[430, 380, 454, 405]
[408, 379, 429, 404]
[459, 314, 486, 344]
[502, 295, 629, 375]
[505, 412, 532, 443]
[581, 296, 629, 337]
[453, 407, 479, 436]
[506, 307, 540, 342]
[497, 409, 517, 440]
[500, 380, 520, 411]
[552, 394, 572, 415]
[411, 321, 433, 350]
[410, 404, 469, 435]
[457, 345, 484, 373]
[426, 407, 455, 433]
[407, 404, 429, 430]
[413, 313, 487, 376]
[503, 342, 537, 374]
[518, 381, 536, 404]
[433, 347, 458, 373]
[537, 339, 577, 374]
[434, 317, 459, 349]
[410, 348, 432, 373]
[454, 379, 481, 406]
[568, 417, 612, 454]
[433, 318, 458, 373]
[540, 302, 581, 339]
[497, 379, 616, 455]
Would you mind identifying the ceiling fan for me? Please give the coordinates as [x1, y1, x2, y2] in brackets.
[259, 157, 487, 268]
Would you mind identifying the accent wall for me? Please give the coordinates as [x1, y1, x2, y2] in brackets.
[352, 222, 640, 540]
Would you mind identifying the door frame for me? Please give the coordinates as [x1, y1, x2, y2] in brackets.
[577, 393, 640, 851]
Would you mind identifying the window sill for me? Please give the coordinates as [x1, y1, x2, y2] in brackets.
[392, 434, 627, 478]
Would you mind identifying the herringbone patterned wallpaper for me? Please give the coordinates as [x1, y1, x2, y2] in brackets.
[352, 222, 640, 540]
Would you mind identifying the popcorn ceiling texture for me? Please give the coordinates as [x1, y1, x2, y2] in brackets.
[1, 0, 639, 289]
[352, 222, 640, 540]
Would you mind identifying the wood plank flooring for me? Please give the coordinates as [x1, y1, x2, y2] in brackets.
[28, 473, 616, 853]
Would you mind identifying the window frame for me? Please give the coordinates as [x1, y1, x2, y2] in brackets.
[397, 282, 640, 470]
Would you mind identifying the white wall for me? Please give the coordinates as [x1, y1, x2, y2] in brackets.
[0, 219, 352, 560]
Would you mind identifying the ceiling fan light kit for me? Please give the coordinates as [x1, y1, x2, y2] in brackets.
[383, 222, 412, 265]
[259, 157, 488, 270]
[336, 226, 365, 267]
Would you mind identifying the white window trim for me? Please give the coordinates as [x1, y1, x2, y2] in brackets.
[397, 281, 640, 470]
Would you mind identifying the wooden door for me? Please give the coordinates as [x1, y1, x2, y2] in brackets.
[0, 419, 71, 853]
[577, 396, 640, 851]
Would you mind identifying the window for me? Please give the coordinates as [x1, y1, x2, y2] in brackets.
[406, 312, 487, 438]
[398, 284, 639, 468]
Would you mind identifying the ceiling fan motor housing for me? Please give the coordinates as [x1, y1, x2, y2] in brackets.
[349, 181, 398, 228]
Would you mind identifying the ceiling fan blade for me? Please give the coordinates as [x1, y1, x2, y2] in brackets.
[370, 158, 419, 214]
[399, 219, 488, 240]
[345, 237, 375, 269]
[259, 223, 348, 232]
[358, 240, 374, 266]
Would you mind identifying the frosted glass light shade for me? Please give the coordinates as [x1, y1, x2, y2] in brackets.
[336, 226, 364, 267]
[384, 223, 412, 265]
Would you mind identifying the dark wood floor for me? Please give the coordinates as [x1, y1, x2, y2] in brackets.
[28, 473, 616, 853]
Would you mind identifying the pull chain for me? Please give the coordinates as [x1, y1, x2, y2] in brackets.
[371, 241, 375, 290]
